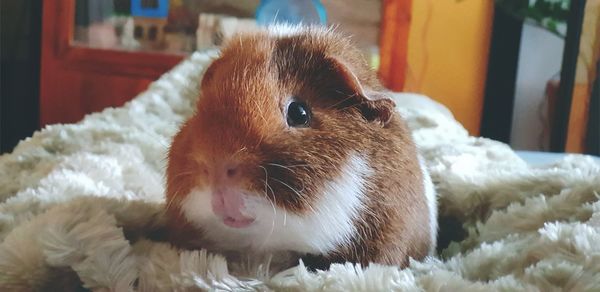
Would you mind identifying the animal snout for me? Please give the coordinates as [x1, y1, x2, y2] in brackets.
[211, 189, 255, 228]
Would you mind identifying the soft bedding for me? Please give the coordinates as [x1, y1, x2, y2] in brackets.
[1, 51, 599, 291]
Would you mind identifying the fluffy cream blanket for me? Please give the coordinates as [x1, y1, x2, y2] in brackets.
[1, 52, 599, 291]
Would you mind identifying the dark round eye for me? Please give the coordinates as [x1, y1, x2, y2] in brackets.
[286, 101, 311, 127]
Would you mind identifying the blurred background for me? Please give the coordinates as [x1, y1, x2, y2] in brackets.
[1, 0, 599, 156]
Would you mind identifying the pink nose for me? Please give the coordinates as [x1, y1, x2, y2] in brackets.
[211, 190, 254, 228]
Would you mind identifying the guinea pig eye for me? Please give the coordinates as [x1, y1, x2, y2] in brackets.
[286, 101, 311, 127]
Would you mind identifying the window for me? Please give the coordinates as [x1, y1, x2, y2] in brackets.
[148, 26, 158, 41]
[134, 25, 143, 39]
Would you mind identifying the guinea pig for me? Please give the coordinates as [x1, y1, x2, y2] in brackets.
[166, 25, 437, 268]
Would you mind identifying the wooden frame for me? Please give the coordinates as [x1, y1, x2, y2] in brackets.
[586, 61, 600, 154]
[550, 0, 588, 152]
[46, 0, 184, 78]
[378, 0, 412, 91]
[40, 0, 184, 125]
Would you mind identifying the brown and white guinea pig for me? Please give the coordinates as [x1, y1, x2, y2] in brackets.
[166, 25, 437, 268]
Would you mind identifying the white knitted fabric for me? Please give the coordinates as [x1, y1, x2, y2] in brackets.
[1, 52, 599, 291]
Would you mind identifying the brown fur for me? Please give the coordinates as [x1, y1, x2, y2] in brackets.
[166, 27, 432, 267]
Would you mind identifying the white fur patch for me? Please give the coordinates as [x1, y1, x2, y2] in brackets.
[267, 23, 306, 37]
[180, 188, 214, 224]
[179, 153, 371, 254]
[419, 155, 438, 255]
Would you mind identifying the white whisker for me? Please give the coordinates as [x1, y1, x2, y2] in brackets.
[270, 177, 303, 198]
[259, 166, 277, 248]
[265, 162, 297, 174]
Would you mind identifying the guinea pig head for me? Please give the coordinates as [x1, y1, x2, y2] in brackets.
[166, 29, 396, 254]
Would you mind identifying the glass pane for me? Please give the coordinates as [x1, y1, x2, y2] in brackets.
[72, 0, 381, 64]
[73, 0, 259, 54]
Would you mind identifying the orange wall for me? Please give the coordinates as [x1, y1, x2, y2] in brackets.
[404, 0, 494, 135]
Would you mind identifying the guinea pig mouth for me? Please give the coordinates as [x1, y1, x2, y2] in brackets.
[222, 216, 255, 228]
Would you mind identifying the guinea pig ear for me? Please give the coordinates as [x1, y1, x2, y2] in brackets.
[200, 57, 224, 90]
[326, 57, 396, 125]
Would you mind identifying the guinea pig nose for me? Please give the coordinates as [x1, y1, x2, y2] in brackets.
[226, 167, 237, 177]
[225, 163, 240, 178]
[210, 161, 241, 183]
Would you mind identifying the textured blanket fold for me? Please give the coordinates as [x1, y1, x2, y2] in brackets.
[1, 51, 599, 291]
